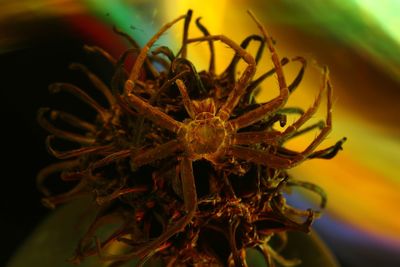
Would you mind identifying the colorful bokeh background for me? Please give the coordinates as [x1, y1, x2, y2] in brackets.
[1, 0, 399, 266]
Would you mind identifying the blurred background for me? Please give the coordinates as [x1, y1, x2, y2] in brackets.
[1, 0, 399, 266]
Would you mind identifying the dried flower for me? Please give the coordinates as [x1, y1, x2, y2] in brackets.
[37, 10, 346, 267]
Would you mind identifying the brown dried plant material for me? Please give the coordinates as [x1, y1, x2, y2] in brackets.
[37, 10, 346, 267]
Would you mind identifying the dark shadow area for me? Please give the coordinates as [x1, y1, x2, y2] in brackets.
[0, 17, 88, 265]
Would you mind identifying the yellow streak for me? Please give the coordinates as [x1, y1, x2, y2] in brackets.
[292, 155, 400, 239]
[162, 0, 263, 73]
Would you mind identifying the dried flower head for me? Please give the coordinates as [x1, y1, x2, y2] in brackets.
[37, 10, 346, 267]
